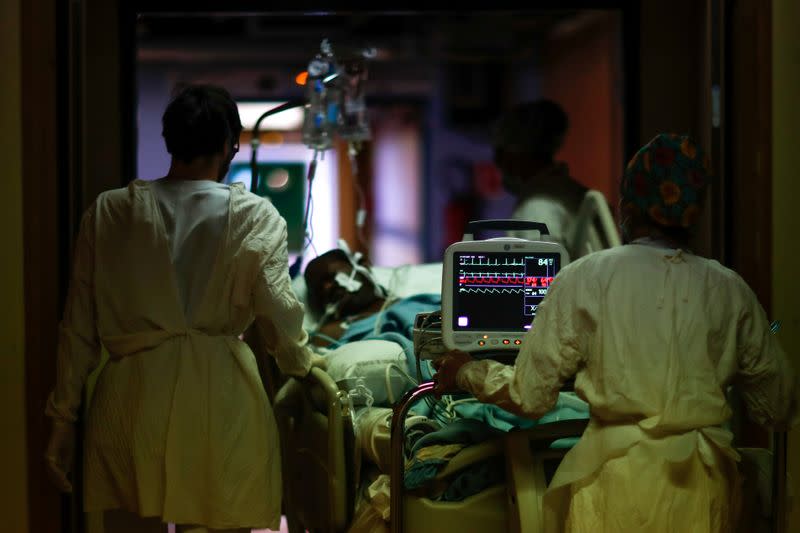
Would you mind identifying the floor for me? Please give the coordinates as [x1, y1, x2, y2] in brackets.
[165, 516, 290, 532]
[254, 515, 291, 533]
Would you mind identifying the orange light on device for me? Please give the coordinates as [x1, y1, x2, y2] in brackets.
[295, 71, 309, 85]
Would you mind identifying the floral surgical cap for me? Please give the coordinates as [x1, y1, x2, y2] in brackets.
[620, 133, 711, 228]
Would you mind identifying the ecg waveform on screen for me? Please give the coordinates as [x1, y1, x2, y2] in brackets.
[459, 256, 526, 267]
[459, 287, 526, 294]
[458, 275, 555, 288]
[455, 253, 559, 328]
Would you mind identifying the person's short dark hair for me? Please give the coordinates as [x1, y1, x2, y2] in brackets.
[492, 99, 569, 158]
[162, 84, 243, 164]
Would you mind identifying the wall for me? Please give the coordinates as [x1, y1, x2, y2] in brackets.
[638, 1, 707, 145]
[638, 0, 711, 257]
[424, 61, 522, 260]
[772, 0, 800, 530]
[137, 65, 172, 180]
[371, 111, 424, 266]
[21, 0, 65, 529]
[84, 0, 125, 201]
[0, 0, 29, 531]
[728, 0, 773, 312]
[541, 11, 624, 209]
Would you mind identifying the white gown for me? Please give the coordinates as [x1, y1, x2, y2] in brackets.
[46, 179, 312, 530]
[509, 195, 575, 248]
[457, 243, 797, 532]
[504, 162, 587, 257]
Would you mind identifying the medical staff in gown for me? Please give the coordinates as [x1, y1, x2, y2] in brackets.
[492, 99, 588, 254]
[44, 84, 322, 533]
[435, 133, 798, 533]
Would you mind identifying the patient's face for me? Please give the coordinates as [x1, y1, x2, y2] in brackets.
[305, 252, 380, 318]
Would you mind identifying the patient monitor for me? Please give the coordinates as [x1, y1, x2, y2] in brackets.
[441, 220, 569, 353]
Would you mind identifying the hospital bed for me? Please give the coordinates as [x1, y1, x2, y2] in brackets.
[257, 220, 595, 533]
[270, 366, 588, 533]
[248, 262, 446, 531]
[259, 213, 775, 531]
[386, 220, 586, 533]
[271, 262, 447, 532]
[248, 200, 776, 532]
[567, 190, 622, 256]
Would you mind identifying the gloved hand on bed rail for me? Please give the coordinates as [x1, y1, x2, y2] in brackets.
[310, 353, 328, 371]
[432, 350, 475, 398]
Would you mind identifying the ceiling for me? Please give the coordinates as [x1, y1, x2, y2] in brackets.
[137, 10, 585, 65]
[135, 10, 610, 104]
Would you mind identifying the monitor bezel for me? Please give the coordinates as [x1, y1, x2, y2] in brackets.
[441, 238, 569, 352]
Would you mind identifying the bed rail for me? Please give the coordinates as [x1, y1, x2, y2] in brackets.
[389, 381, 588, 533]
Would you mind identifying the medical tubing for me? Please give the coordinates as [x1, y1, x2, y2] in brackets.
[371, 295, 399, 335]
[309, 301, 342, 339]
[413, 313, 441, 355]
[249, 99, 305, 193]
[413, 331, 451, 424]
[442, 396, 478, 421]
[413, 333, 442, 372]
[348, 142, 369, 250]
[414, 313, 458, 424]
[385, 363, 419, 405]
[305, 191, 317, 253]
[337, 238, 388, 301]
[348, 375, 374, 416]
[301, 153, 319, 252]
[385, 264, 409, 300]
[413, 315, 442, 371]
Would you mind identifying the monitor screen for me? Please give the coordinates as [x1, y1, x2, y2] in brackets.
[451, 251, 561, 332]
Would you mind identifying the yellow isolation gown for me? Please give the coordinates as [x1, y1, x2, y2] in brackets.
[457, 243, 797, 533]
[46, 179, 312, 530]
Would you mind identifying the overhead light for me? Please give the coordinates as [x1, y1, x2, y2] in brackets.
[237, 101, 304, 131]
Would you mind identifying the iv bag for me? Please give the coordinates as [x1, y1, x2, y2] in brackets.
[338, 59, 370, 143]
[302, 52, 338, 151]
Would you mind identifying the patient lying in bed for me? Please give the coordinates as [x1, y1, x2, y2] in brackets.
[304, 249, 390, 345]
[303, 249, 441, 348]
[301, 249, 440, 408]
[279, 250, 591, 531]
[300, 247, 587, 446]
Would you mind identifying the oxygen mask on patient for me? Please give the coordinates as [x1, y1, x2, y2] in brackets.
[335, 270, 363, 293]
[324, 251, 387, 322]
[320, 268, 366, 322]
[314, 270, 369, 336]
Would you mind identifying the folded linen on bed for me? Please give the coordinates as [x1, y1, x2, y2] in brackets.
[404, 418, 503, 491]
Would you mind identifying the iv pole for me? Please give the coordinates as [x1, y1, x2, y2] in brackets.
[247, 98, 321, 279]
[248, 41, 372, 277]
[249, 99, 305, 193]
